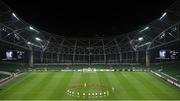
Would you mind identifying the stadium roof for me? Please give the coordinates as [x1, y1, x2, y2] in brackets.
[1, 0, 176, 37]
[0, 0, 180, 51]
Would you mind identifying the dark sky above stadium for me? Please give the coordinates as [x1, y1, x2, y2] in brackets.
[2, 0, 177, 37]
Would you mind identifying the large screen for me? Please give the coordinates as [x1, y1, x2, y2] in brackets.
[157, 49, 178, 60]
[2, 50, 24, 60]
[159, 50, 166, 59]
[170, 50, 179, 59]
[6, 51, 13, 60]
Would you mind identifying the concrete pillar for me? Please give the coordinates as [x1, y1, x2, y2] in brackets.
[119, 50, 122, 63]
[136, 51, 139, 63]
[104, 54, 106, 64]
[57, 53, 59, 63]
[89, 54, 90, 65]
[126, 52, 128, 63]
[102, 40, 106, 64]
[51, 53, 53, 63]
[29, 50, 33, 67]
[119, 53, 121, 63]
[146, 51, 150, 67]
[72, 41, 77, 64]
[62, 54, 64, 63]
[58, 48, 61, 63]
[40, 51, 43, 63]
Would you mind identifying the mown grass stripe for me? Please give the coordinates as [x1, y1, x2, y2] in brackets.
[148, 72, 180, 93]
[0, 72, 180, 100]
[91, 72, 103, 100]
[0, 73, 39, 100]
[107, 72, 131, 100]
[138, 72, 173, 99]
[0, 73, 31, 97]
[23, 72, 57, 100]
[97, 72, 108, 99]
[97, 72, 119, 100]
[81, 72, 90, 100]
[61, 72, 82, 100]
[48, 72, 74, 99]
[47, 72, 67, 99]
[144, 72, 180, 99]
[75, 72, 99, 100]
[130, 72, 160, 100]
[114, 72, 145, 100]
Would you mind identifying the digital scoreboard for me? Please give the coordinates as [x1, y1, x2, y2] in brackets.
[2, 50, 25, 61]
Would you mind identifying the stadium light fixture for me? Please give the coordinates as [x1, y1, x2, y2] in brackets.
[29, 26, 34, 30]
[27, 41, 31, 45]
[138, 37, 143, 41]
[159, 12, 167, 20]
[27, 41, 41, 48]
[35, 37, 42, 41]
[139, 27, 149, 33]
[12, 13, 20, 20]
[29, 26, 39, 33]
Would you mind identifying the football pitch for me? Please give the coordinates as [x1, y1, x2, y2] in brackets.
[0, 72, 180, 100]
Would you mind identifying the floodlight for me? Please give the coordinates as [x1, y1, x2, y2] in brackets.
[27, 41, 31, 45]
[27, 41, 41, 48]
[35, 37, 41, 41]
[29, 26, 39, 33]
[138, 37, 143, 41]
[12, 13, 20, 20]
[139, 27, 149, 33]
[29, 26, 34, 30]
[159, 12, 167, 20]
[144, 27, 149, 30]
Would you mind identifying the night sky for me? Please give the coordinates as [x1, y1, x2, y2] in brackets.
[2, 0, 177, 37]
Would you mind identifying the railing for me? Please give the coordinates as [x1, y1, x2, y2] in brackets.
[151, 70, 180, 88]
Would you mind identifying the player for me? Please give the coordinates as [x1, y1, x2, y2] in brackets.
[112, 87, 115, 93]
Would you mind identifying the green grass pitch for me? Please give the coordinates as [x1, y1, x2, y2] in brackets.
[0, 72, 180, 100]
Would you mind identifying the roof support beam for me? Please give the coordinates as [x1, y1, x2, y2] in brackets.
[72, 40, 77, 64]
[147, 21, 180, 50]
[102, 39, 106, 64]
[127, 35, 136, 51]
[114, 39, 122, 63]
[148, 39, 180, 50]
[0, 39, 30, 50]
[146, 50, 150, 67]
[29, 50, 33, 67]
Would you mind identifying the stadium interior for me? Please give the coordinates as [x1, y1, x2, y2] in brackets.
[0, 0, 180, 100]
